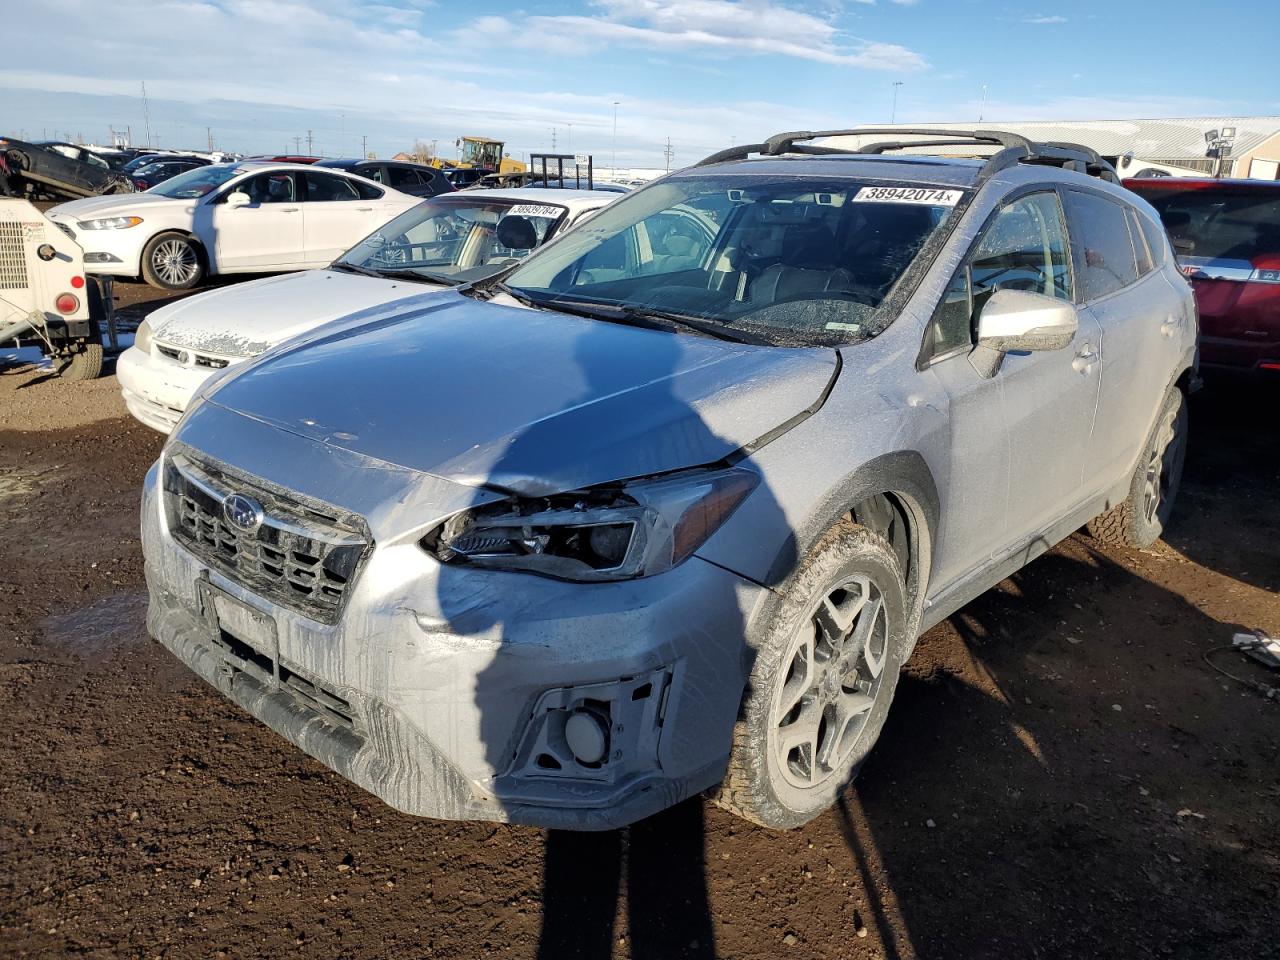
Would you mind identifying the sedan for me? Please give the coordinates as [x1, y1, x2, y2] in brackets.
[314, 159, 453, 198]
[46, 162, 422, 290]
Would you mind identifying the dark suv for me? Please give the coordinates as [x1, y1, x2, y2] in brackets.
[314, 159, 453, 198]
[1127, 177, 1280, 375]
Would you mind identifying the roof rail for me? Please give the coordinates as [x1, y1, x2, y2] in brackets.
[695, 127, 1120, 184]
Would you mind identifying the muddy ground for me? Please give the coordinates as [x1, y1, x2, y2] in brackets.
[1, 286, 1277, 959]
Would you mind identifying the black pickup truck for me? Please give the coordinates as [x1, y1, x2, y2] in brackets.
[0, 137, 134, 200]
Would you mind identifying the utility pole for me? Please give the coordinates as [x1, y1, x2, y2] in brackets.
[361, 134, 367, 159]
[141, 81, 152, 148]
[890, 81, 904, 124]
[306, 130, 314, 155]
[979, 84, 988, 123]
[550, 127, 557, 152]
[206, 126, 214, 152]
[612, 101, 619, 176]
[663, 137, 674, 172]
[293, 135, 302, 153]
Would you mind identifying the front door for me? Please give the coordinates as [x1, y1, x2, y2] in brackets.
[206, 171, 303, 271]
[925, 189, 1101, 592]
[298, 170, 379, 267]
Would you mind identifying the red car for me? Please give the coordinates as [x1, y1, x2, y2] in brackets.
[1127, 177, 1280, 375]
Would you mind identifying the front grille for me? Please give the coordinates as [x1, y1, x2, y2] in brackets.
[0, 220, 29, 290]
[157, 343, 230, 369]
[163, 453, 370, 624]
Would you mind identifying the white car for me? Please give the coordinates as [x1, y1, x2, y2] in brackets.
[46, 162, 422, 291]
[117, 187, 618, 433]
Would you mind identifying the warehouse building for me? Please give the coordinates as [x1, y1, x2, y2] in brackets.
[826, 117, 1280, 179]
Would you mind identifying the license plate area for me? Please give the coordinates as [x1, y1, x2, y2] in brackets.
[197, 578, 279, 688]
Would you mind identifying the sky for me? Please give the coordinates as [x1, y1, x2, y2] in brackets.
[1, 0, 1277, 169]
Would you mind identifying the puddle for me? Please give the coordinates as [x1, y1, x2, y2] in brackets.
[40, 591, 149, 656]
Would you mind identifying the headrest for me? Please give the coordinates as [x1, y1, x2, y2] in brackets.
[496, 215, 538, 250]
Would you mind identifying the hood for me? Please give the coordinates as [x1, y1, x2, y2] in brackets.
[201, 294, 838, 495]
[148, 269, 446, 357]
[47, 192, 183, 220]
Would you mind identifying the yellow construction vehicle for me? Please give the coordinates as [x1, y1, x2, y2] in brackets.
[427, 136, 525, 175]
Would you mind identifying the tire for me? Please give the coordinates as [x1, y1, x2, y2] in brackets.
[1088, 387, 1188, 548]
[710, 520, 910, 829]
[140, 231, 204, 290]
[59, 321, 104, 381]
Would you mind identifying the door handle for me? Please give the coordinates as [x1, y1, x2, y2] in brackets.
[1160, 315, 1180, 338]
[1072, 345, 1098, 374]
[356, 206, 373, 212]
[278, 207, 299, 213]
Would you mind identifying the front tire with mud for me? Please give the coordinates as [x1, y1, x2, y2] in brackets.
[711, 520, 910, 829]
[1088, 387, 1187, 548]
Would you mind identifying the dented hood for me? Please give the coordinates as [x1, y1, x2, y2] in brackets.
[147, 269, 446, 357]
[203, 294, 838, 495]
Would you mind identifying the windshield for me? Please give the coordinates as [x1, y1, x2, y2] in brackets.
[338, 195, 570, 284]
[503, 175, 963, 345]
[148, 164, 243, 198]
[1130, 184, 1280, 263]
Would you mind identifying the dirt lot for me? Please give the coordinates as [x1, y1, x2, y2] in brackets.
[1, 300, 1277, 959]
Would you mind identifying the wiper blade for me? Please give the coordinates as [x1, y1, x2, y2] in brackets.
[330, 261, 454, 286]
[617, 306, 764, 345]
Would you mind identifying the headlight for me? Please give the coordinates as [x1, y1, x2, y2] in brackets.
[76, 216, 143, 230]
[425, 466, 758, 581]
[134, 319, 153, 354]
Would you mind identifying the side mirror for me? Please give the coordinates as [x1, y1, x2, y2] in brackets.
[225, 191, 251, 209]
[970, 288, 1078, 378]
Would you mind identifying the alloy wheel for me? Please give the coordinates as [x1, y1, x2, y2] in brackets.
[772, 575, 888, 791]
[152, 238, 199, 287]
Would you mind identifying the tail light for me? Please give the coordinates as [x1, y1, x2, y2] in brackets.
[1250, 254, 1280, 283]
[134, 179, 147, 190]
[55, 293, 79, 314]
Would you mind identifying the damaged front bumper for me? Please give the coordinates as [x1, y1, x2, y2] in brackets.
[141, 416, 766, 830]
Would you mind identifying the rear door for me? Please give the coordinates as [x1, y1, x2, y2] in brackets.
[299, 170, 384, 265]
[1063, 188, 1180, 489]
[208, 171, 304, 270]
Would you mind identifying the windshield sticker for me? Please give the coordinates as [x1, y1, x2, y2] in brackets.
[852, 187, 962, 206]
[507, 204, 564, 218]
[825, 322, 862, 332]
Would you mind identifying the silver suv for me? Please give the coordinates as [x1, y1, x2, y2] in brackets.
[142, 128, 1197, 830]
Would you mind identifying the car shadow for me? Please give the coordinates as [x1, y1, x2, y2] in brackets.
[1159, 377, 1280, 592]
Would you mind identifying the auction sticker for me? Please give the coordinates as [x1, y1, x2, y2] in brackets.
[507, 204, 564, 218]
[852, 186, 962, 206]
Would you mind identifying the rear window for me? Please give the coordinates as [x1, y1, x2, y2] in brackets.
[1062, 190, 1139, 301]
[1128, 185, 1280, 262]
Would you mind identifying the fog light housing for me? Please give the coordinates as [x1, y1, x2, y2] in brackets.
[83, 252, 122, 263]
[564, 710, 609, 766]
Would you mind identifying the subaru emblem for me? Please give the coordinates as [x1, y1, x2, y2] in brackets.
[222, 493, 264, 534]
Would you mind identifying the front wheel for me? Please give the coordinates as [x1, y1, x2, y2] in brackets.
[1088, 387, 1188, 548]
[140, 231, 204, 290]
[711, 520, 909, 829]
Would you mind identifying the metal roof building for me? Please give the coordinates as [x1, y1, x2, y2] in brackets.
[824, 117, 1280, 179]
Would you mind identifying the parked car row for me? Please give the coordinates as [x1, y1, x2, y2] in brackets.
[130, 127, 1202, 833]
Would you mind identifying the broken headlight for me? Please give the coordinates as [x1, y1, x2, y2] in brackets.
[426, 467, 758, 581]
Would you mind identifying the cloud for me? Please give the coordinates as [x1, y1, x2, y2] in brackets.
[461, 0, 928, 71]
[1021, 14, 1066, 23]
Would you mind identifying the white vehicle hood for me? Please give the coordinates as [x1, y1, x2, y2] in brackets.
[148, 269, 448, 357]
[48, 193, 189, 221]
